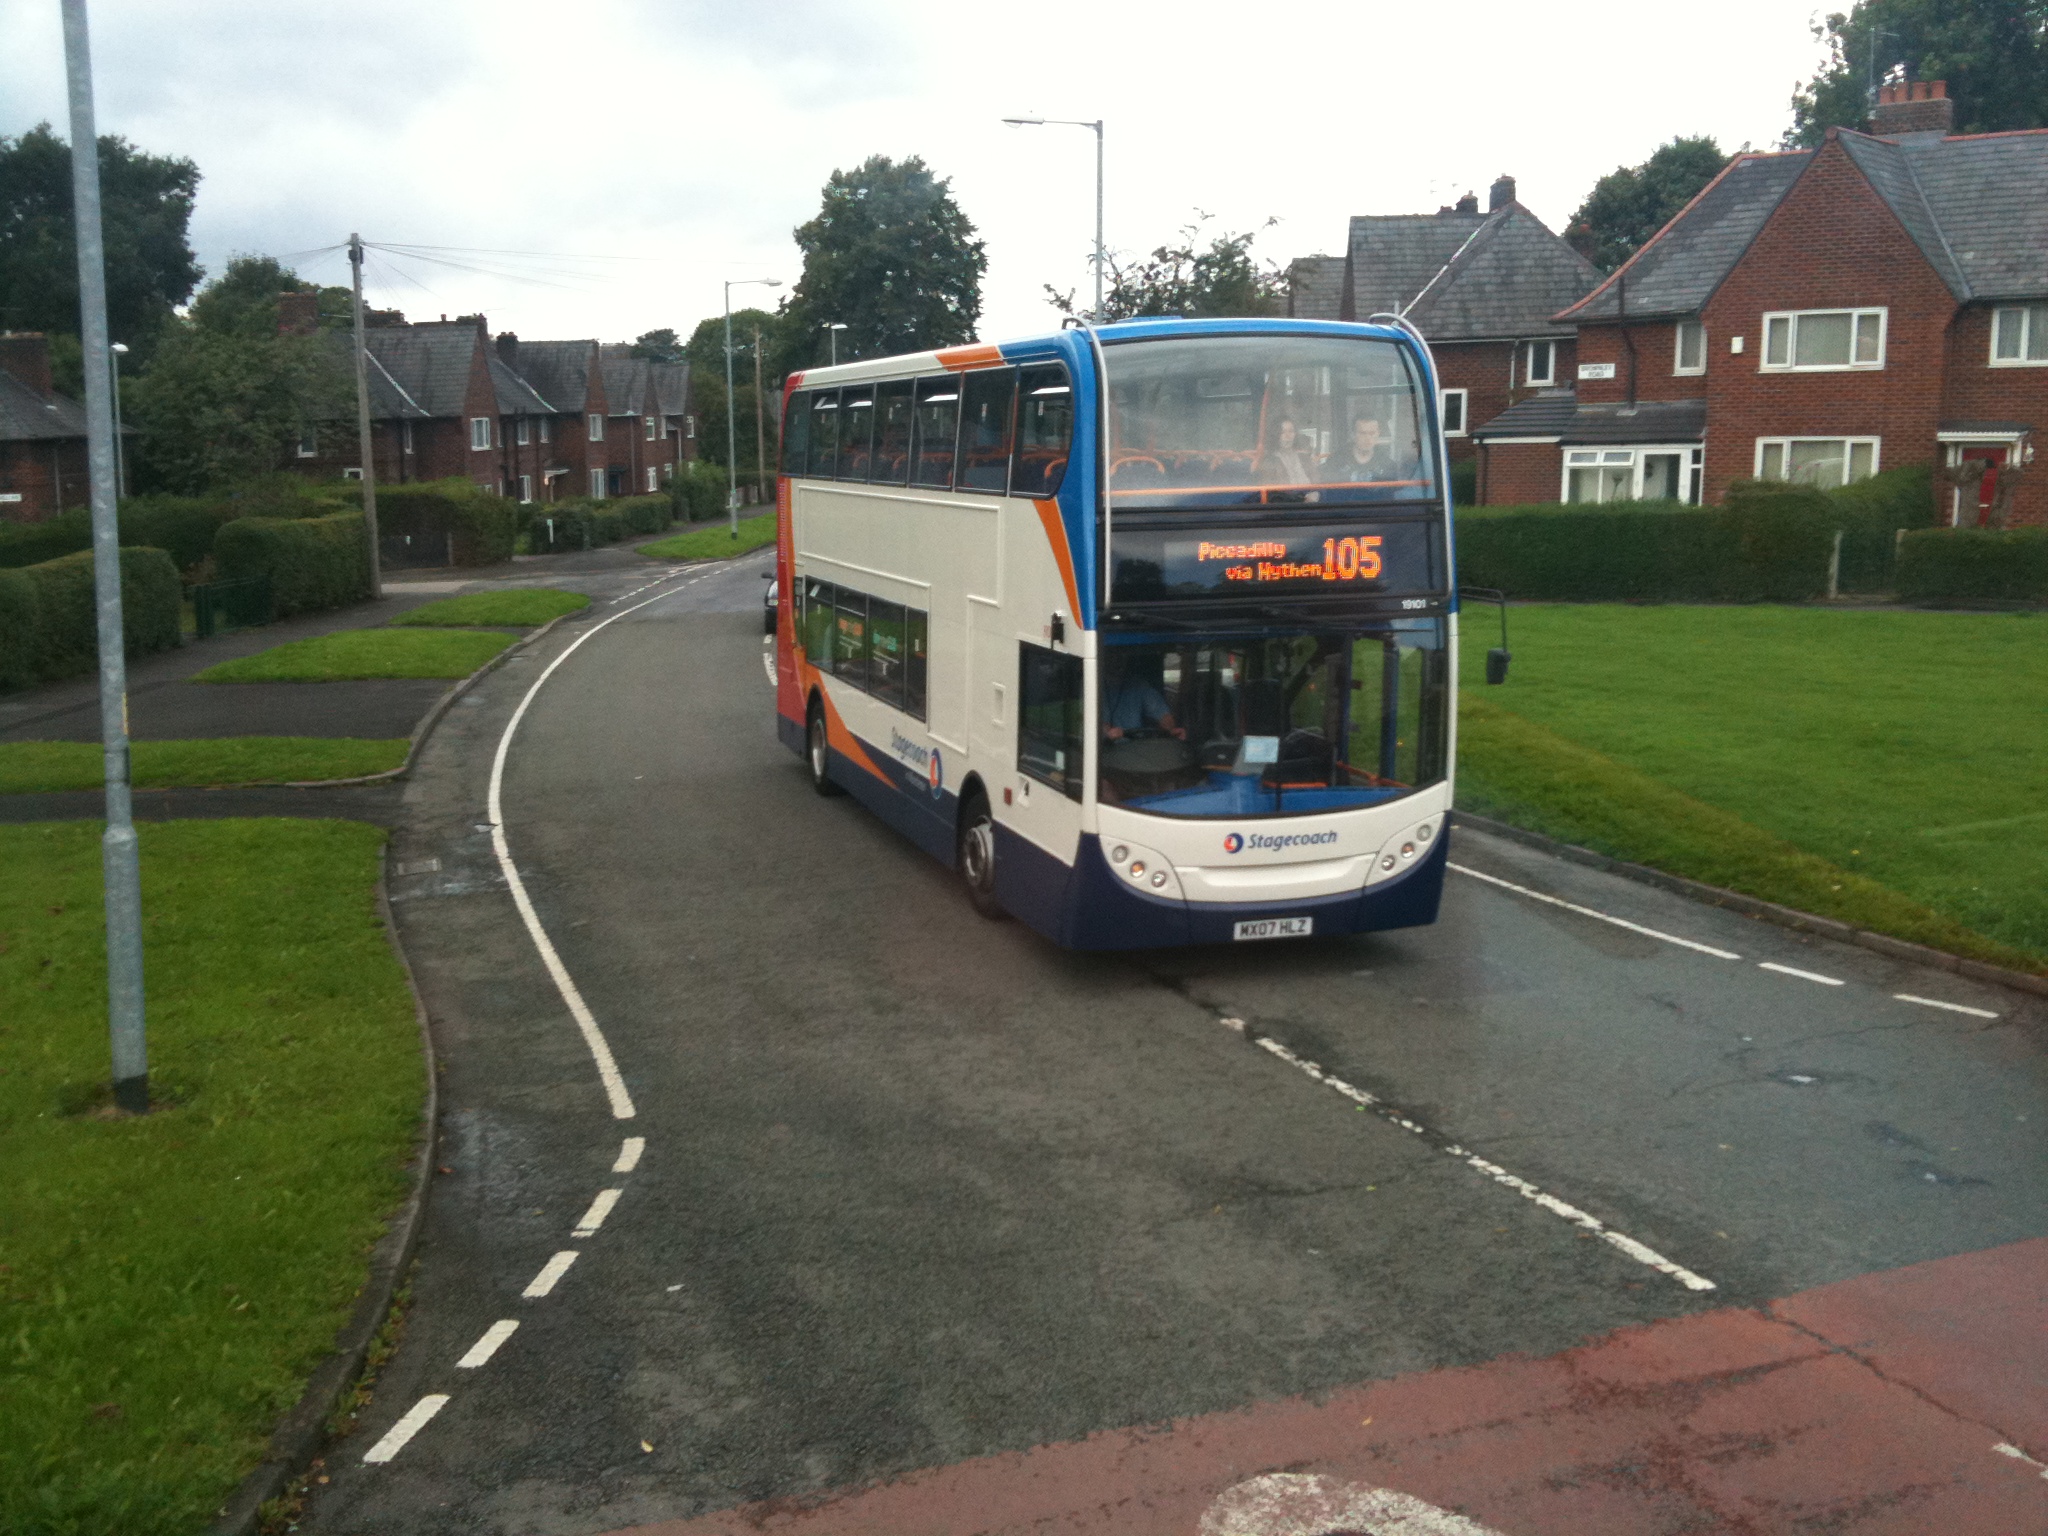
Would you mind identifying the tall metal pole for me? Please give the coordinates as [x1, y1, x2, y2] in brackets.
[752, 325, 767, 501]
[109, 342, 127, 498]
[348, 235, 383, 599]
[62, 0, 147, 1115]
[724, 281, 738, 535]
[1092, 119, 1105, 321]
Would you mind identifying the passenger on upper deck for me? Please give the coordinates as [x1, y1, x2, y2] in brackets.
[1255, 415, 1316, 489]
[1321, 415, 1400, 485]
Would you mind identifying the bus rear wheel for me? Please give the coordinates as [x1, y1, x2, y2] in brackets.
[807, 700, 842, 797]
[957, 790, 1003, 919]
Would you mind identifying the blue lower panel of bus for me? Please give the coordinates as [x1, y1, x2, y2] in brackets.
[786, 712, 960, 865]
[998, 823, 1449, 951]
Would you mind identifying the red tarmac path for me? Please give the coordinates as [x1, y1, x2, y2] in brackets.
[610, 1236, 2048, 1536]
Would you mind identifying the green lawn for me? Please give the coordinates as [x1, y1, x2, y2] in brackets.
[0, 737, 409, 793]
[0, 819, 423, 1534]
[193, 626, 516, 683]
[1458, 605, 2048, 967]
[639, 511, 776, 562]
[387, 587, 589, 627]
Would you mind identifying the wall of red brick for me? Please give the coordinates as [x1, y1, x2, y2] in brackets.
[1439, 338, 1577, 462]
[1572, 321, 1708, 405]
[1941, 304, 2048, 527]
[1476, 439, 1561, 506]
[0, 437, 87, 521]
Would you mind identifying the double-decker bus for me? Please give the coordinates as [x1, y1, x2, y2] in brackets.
[772, 317, 1457, 950]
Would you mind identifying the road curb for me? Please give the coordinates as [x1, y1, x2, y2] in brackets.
[1450, 808, 2048, 1001]
[204, 865, 441, 1536]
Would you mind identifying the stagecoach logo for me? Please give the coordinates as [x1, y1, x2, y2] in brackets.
[1223, 833, 1245, 854]
[1224, 829, 1339, 855]
[928, 747, 943, 798]
[891, 730, 944, 798]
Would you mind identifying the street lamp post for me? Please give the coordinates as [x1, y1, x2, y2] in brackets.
[109, 341, 128, 499]
[1003, 116, 1105, 320]
[820, 321, 847, 366]
[725, 276, 781, 536]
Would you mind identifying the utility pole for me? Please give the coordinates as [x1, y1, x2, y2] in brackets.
[109, 341, 128, 498]
[349, 234, 383, 599]
[1002, 117, 1105, 319]
[724, 276, 780, 535]
[752, 325, 768, 501]
[63, 0, 147, 1115]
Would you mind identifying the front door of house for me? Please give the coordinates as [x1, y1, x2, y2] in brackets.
[1947, 443, 2008, 526]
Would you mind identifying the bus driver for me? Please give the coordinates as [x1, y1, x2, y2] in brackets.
[1101, 659, 1185, 741]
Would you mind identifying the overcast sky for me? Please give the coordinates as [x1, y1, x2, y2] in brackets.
[3, 1, 1836, 357]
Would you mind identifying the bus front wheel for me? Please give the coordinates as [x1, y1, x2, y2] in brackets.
[807, 701, 843, 797]
[957, 790, 1004, 919]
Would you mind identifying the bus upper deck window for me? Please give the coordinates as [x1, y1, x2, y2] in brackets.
[840, 394, 876, 480]
[808, 391, 842, 479]
[959, 368, 1017, 494]
[1013, 365, 1073, 498]
[912, 377, 960, 489]
[873, 380, 913, 486]
[780, 390, 810, 474]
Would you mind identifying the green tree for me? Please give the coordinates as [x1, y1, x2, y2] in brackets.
[1786, 0, 2048, 146]
[0, 123, 202, 365]
[777, 155, 984, 374]
[629, 327, 683, 363]
[1566, 137, 1732, 272]
[186, 254, 350, 338]
[682, 312, 780, 477]
[1046, 215, 1284, 322]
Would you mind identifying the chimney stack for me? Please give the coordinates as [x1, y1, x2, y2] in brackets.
[1872, 79, 1954, 137]
[1454, 191, 1479, 214]
[1489, 174, 1517, 211]
[0, 332, 55, 397]
[277, 291, 319, 336]
[496, 331, 520, 367]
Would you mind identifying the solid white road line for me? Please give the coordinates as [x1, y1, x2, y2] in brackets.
[1448, 862, 1743, 960]
[613, 1136, 646, 1173]
[572, 1188, 622, 1238]
[362, 1394, 450, 1464]
[455, 1319, 520, 1369]
[1759, 961, 1844, 986]
[1250, 1030, 1717, 1292]
[522, 1250, 580, 1299]
[1896, 993, 2000, 1020]
[486, 573, 712, 1119]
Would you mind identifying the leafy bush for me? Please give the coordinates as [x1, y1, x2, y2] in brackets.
[672, 459, 728, 522]
[0, 546, 182, 689]
[523, 494, 671, 554]
[1447, 458, 1477, 510]
[1722, 465, 1935, 593]
[375, 480, 518, 566]
[1455, 498, 1836, 602]
[214, 511, 369, 617]
[1896, 527, 2048, 604]
[0, 479, 359, 573]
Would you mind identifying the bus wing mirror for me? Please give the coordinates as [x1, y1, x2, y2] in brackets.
[1460, 586, 1511, 686]
[1486, 648, 1511, 685]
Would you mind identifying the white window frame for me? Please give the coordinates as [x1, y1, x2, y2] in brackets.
[1753, 436, 1882, 487]
[1523, 339, 1556, 387]
[1759, 308, 1887, 372]
[1439, 388, 1468, 437]
[1989, 304, 2048, 367]
[519, 473, 533, 503]
[590, 468, 606, 498]
[295, 428, 317, 459]
[401, 419, 415, 455]
[685, 415, 697, 439]
[659, 417, 671, 439]
[341, 467, 363, 481]
[1561, 444, 1704, 505]
[470, 416, 492, 451]
[644, 416, 657, 440]
[1674, 321, 1706, 376]
[588, 413, 605, 442]
[539, 417, 551, 444]
[516, 417, 531, 446]
[644, 466, 659, 492]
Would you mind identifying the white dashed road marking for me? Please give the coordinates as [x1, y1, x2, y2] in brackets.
[613, 1136, 646, 1172]
[1896, 993, 2000, 1019]
[572, 1188, 622, 1238]
[362, 1394, 450, 1464]
[455, 1319, 520, 1369]
[1759, 961, 1844, 986]
[1449, 863, 1743, 960]
[522, 1250, 580, 1299]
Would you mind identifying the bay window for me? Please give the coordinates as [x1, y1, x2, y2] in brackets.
[1755, 436, 1879, 487]
[1563, 445, 1703, 504]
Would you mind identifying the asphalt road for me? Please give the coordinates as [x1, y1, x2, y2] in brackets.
[303, 550, 2048, 1534]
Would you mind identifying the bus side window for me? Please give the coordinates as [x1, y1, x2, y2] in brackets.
[802, 579, 835, 666]
[808, 390, 842, 479]
[1018, 642, 1083, 801]
[1012, 365, 1073, 498]
[781, 390, 810, 474]
[905, 608, 927, 721]
[869, 599, 906, 709]
[873, 380, 913, 486]
[833, 586, 870, 692]
[841, 392, 876, 481]
[960, 368, 1018, 494]
[912, 377, 959, 489]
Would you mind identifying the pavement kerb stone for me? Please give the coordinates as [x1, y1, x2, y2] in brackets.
[1451, 809, 2048, 1002]
[205, 866, 441, 1536]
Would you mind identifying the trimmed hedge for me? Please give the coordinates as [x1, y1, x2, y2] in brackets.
[672, 460, 729, 522]
[1896, 527, 2048, 604]
[0, 480, 361, 574]
[214, 511, 369, 618]
[0, 546, 182, 690]
[524, 494, 672, 554]
[376, 480, 520, 567]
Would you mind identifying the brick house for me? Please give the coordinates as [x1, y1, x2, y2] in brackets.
[0, 333, 91, 521]
[1288, 176, 1602, 466]
[1474, 84, 2048, 526]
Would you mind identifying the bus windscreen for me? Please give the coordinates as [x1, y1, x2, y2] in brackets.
[1101, 334, 1437, 509]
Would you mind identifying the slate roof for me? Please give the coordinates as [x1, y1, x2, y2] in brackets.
[510, 340, 597, 414]
[362, 322, 486, 419]
[652, 362, 692, 417]
[489, 355, 552, 416]
[600, 347, 654, 417]
[1403, 205, 1602, 341]
[1346, 212, 1486, 320]
[1561, 152, 1812, 322]
[1839, 128, 2048, 300]
[1471, 391, 1706, 444]
[1286, 256, 1346, 321]
[0, 368, 88, 442]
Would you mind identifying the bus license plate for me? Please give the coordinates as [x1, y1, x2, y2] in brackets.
[1234, 917, 1312, 941]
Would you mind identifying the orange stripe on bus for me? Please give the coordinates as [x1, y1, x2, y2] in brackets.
[1034, 499, 1082, 620]
[798, 654, 892, 785]
[935, 343, 1004, 372]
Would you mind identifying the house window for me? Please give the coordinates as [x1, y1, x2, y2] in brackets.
[1990, 305, 2048, 366]
[1675, 322, 1706, 375]
[516, 418, 531, 446]
[662, 462, 674, 481]
[470, 416, 492, 451]
[685, 415, 696, 439]
[590, 469, 606, 498]
[296, 428, 317, 459]
[659, 417, 670, 439]
[540, 417, 551, 444]
[644, 416, 656, 440]
[588, 414, 605, 442]
[1755, 436, 1880, 487]
[645, 466, 658, 492]
[1563, 445, 1703, 504]
[519, 473, 533, 502]
[1761, 308, 1886, 371]
[1523, 340, 1555, 386]
[402, 420, 415, 454]
[1439, 388, 1468, 437]
[342, 467, 363, 481]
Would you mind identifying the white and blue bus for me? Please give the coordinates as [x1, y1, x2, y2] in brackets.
[773, 317, 1459, 950]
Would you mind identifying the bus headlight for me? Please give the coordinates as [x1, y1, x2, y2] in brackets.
[1150, 871, 1168, 889]
[1111, 845, 1129, 864]
[1102, 837, 1183, 900]
[1381, 854, 1397, 871]
[1368, 815, 1444, 886]
[1129, 860, 1146, 877]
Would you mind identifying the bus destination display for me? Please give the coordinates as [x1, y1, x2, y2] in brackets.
[1110, 521, 1442, 602]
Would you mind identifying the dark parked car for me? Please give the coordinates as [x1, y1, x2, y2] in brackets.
[763, 575, 778, 635]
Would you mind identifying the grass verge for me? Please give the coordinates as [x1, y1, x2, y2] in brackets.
[0, 737, 410, 794]
[639, 511, 776, 561]
[387, 587, 589, 627]
[193, 626, 516, 683]
[1458, 603, 2048, 969]
[0, 818, 423, 1535]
